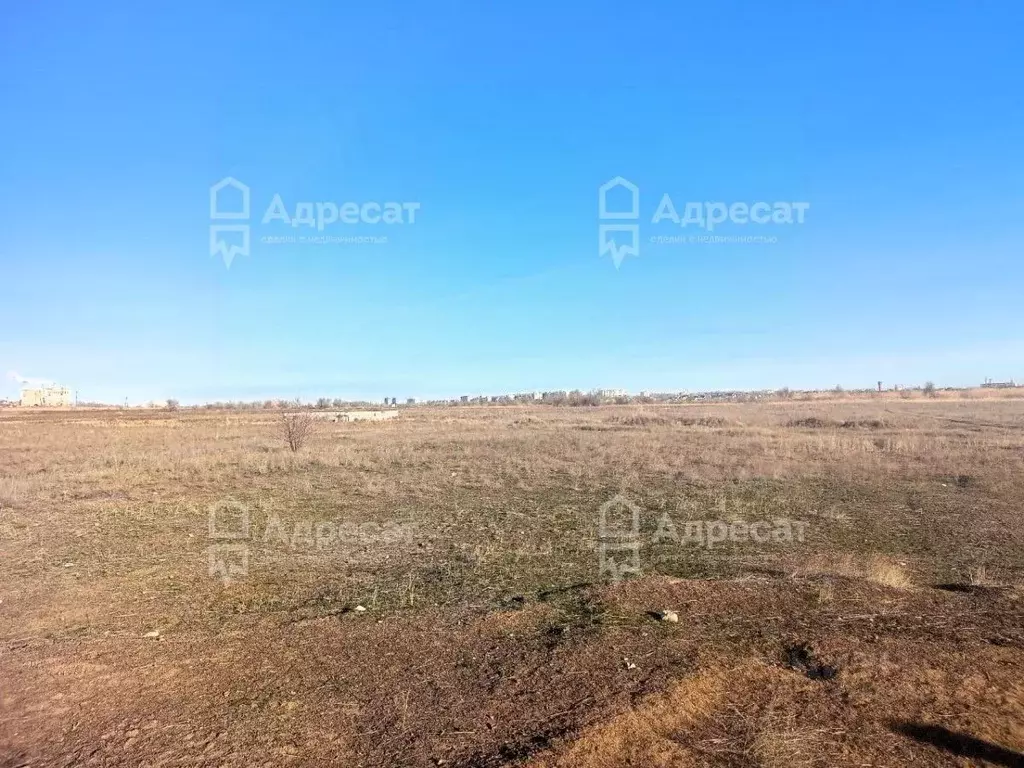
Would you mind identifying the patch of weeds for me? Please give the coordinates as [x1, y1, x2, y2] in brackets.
[783, 642, 838, 681]
[786, 417, 835, 429]
[538, 593, 607, 643]
[840, 419, 886, 429]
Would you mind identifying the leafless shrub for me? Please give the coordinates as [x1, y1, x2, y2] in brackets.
[968, 565, 1002, 587]
[278, 412, 318, 452]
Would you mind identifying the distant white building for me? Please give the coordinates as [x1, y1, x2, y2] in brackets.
[20, 385, 72, 407]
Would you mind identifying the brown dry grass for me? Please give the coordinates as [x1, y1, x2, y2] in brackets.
[1, 399, 1023, 766]
[529, 666, 733, 768]
[794, 553, 914, 590]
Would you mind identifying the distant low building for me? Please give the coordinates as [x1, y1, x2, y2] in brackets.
[311, 410, 399, 422]
[981, 379, 1016, 389]
[20, 385, 72, 407]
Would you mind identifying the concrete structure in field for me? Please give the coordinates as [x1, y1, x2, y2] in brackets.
[312, 410, 399, 423]
[20, 385, 73, 407]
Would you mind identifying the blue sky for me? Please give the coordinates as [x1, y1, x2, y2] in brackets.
[1, 1, 1022, 404]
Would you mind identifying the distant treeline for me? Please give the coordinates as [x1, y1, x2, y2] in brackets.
[140, 383, 1022, 411]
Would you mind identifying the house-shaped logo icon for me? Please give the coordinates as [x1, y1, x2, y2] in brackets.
[210, 177, 250, 220]
[598, 177, 639, 220]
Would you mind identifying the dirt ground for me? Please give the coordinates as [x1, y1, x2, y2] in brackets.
[1, 398, 1022, 766]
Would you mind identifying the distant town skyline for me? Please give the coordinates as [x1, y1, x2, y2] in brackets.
[4, 369, 1021, 409]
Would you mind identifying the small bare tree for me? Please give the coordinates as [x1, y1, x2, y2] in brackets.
[278, 412, 317, 452]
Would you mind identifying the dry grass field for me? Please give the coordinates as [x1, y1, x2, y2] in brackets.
[1, 398, 1023, 767]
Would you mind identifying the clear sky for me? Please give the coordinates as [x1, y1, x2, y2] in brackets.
[1, 1, 1022, 404]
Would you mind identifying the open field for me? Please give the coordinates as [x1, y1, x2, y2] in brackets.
[1, 400, 1022, 767]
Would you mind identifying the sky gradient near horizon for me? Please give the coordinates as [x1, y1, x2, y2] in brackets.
[2, 1, 1022, 404]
